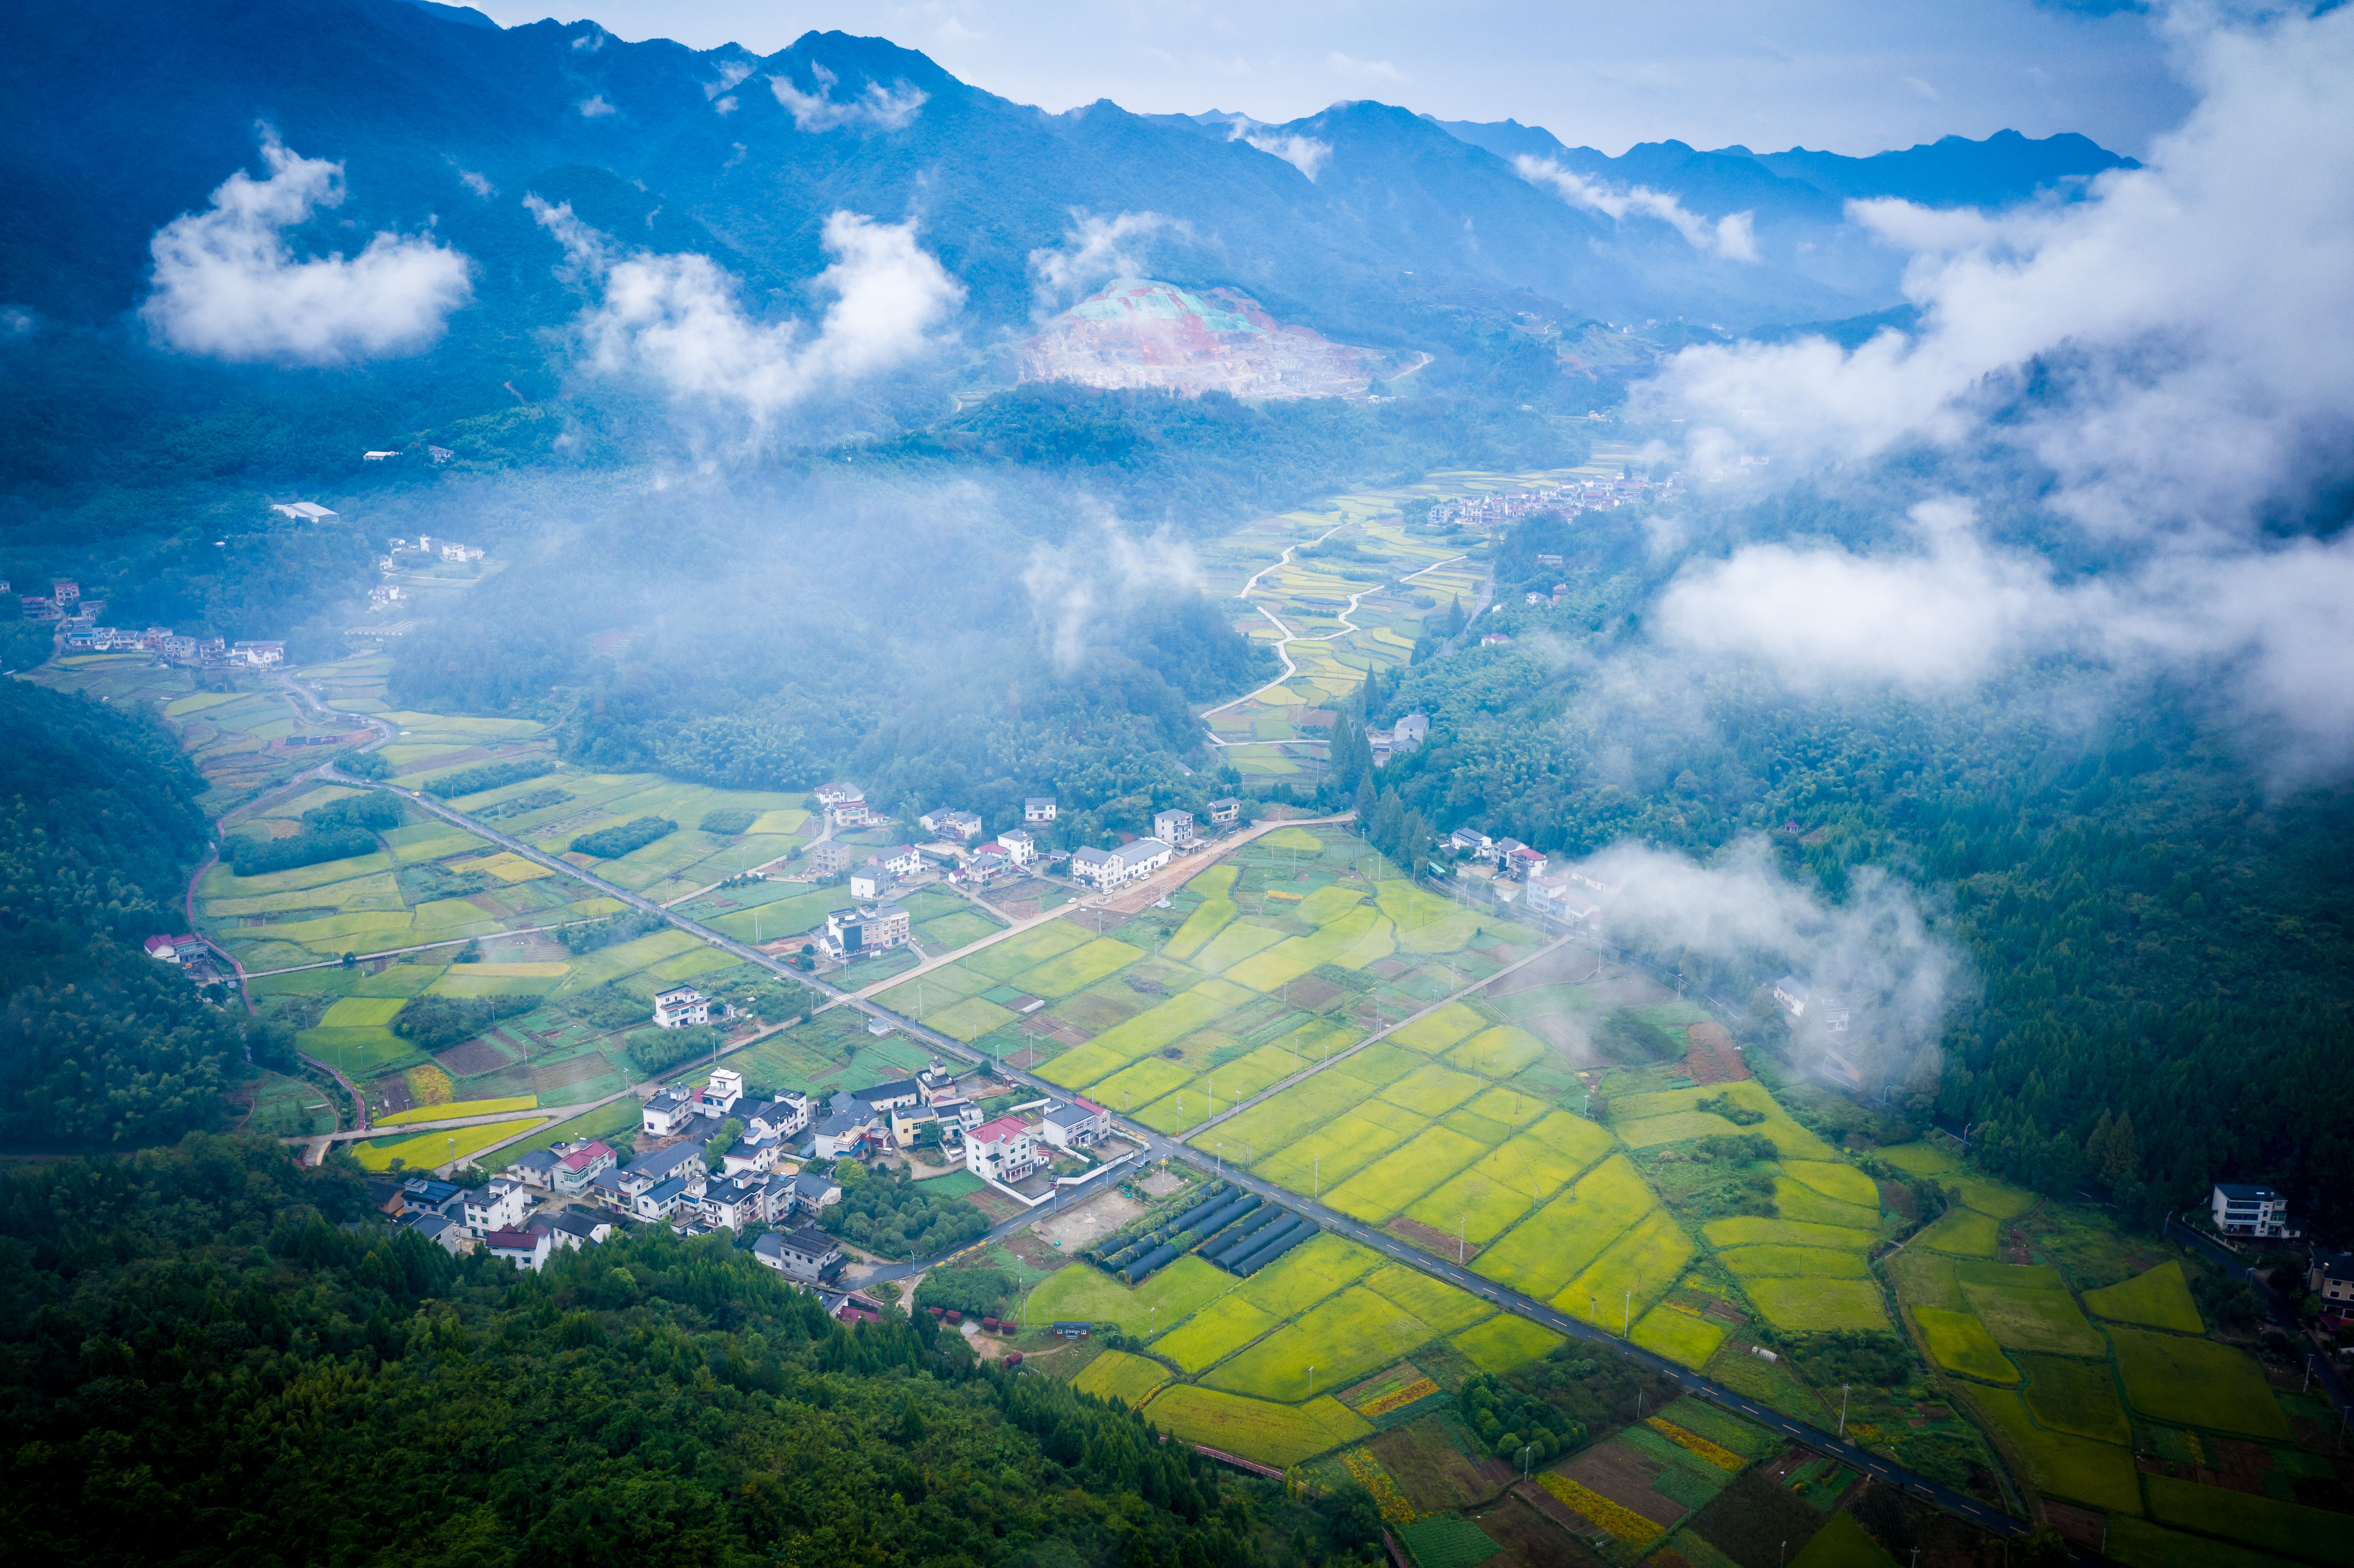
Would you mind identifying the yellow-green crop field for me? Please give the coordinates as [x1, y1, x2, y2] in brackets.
[377, 1094, 538, 1127]
[351, 1117, 543, 1171]
[1323, 1125, 1489, 1223]
[1389, 1001, 1485, 1054]
[1204, 1283, 1452, 1401]
[1233, 1233, 1379, 1318]
[1016, 936, 1145, 998]
[1968, 1387, 2145, 1515]
[2108, 1326, 2292, 1439]
[961, 918, 1091, 980]
[1781, 1160, 1884, 1208]
[1143, 1387, 1371, 1467]
[1552, 1208, 1695, 1330]
[1154, 1296, 1282, 1373]
[1452, 1313, 1564, 1375]
[1917, 1207, 2002, 1256]
[1404, 1114, 1612, 1245]
[1022, 1256, 1234, 1337]
[1631, 1305, 1727, 1369]
[2015, 1354, 2132, 1444]
[1166, 897, 1239, 962]
[1913, 1307, 2021, 1382]
[1955, 1263, 2106, 1356]
[1717, 1245, 1872, 1279]
[1475, 1154, 1659, 1300]
[1736, 1276, 1890, 1333]
[2082, 1261, 2204, 1333]
[1701, 1216, 1880, 1252]
[1072, 1350, 1172, 1409]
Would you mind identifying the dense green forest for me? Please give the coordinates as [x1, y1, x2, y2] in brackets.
[0, 679, 284, 1148]
[1354, 495, 2354, 1232]
[858, 384, 1586, 529]
[0, 1135, 1385, 1567]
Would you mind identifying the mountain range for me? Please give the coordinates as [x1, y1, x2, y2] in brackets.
[4, 0, 2132, 347]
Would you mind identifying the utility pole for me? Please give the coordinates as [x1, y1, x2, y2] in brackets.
[1459, 1214, 1467, 1263]
[1308, 1365, 1316, 1397]
[1839, 1385, 1850, 1440]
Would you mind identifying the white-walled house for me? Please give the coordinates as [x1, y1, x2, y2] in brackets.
[1068, 838, 1171, 890]
[1038, 1098, 1111, 1152]
[1025, 797, 1058, 823]
[2211, 1183, 2300, 1239]
[1152, 810, 1199, 849]
[652, 985, 712, 1029]
[965, 1115, 1043, 1183]
[997, 828, 1038, 866]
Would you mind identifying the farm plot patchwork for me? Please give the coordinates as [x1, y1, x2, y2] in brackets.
[1015, 936, 1146, 998]
[2082, 1261, 2205, 1333]
[1473, 1154, 1658, 1300]
[1072, 1350, 1172, 1410]
[1955, 1263, 2106, 1356]
[2015, 1354, 2132, 1444]
[1965, 1387, 2144, 1514]
[2108, 1325, 2292, 1439]
[1404, 1111, 1616, 1245]
[1631, 1305, 1727, 1369]
[1023, 1258, 1236, 1338]
[1912, 1308, 2020, 1383]
[1143, 1387, 1370, 1468]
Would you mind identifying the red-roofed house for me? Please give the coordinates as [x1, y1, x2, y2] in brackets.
[553, 1141, 619, 1196]
[486, 1229, 552, 1271]
[965, 1115, 1041, 1183]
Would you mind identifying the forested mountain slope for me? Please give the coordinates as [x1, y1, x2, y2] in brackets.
[0, 679, 277, 1148]
[0, 1135, 1372, 1566]
[1358, 500, 2354, 1232]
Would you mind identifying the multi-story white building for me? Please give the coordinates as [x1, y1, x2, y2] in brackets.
[1068, 837, 1171, 890]
[814, 782, 870, 828]
[1038, 1098, 1111, 1152]
[965, 1114, 1043, 1183]
[652, 984, 712, 1028]
[462, 1178, 532, 1236]
[997, 828, 1038, 866]
[1024, 797, 1057, 823]
[1152, 809, 1198, 849]
[920, 809, 984, 842]
[2211, 1183, 2300, 1239]
[824, 903, 910, 957]
[1208, 797, 1242, 826]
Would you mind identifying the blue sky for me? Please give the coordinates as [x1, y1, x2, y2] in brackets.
[480, 0, 2192, 156]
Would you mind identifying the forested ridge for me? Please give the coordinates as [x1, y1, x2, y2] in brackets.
[1358, 499, 2354, 1231]
[0, 680, 275, 1148]
[0, 1135, 1383, 1568]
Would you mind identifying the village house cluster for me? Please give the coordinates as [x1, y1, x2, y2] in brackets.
[1424, 475, 1673, 532]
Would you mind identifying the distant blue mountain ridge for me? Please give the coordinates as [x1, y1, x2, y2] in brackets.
[0, 0, 2131, 342]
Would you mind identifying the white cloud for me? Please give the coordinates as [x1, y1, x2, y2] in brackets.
[1571, 836, 1957, 1091]
[1027, 211, 1178, 308]
[1328, 52, 1406, 86]
[458, 169, 494, 199]
[1515, 154, 1758, 261]
[529, 196, 963, 431]
[703, 58, 754, 99]
[577, 95, 617, 118]
[769, 62, 928, 132]
[1021, 525, 1199, 668]
[1656, 500, 2086, 690]
[141, 132, 471, 365]
[1903, 75, 1940, 101]
[1642, 6, 2354, 775]
[1233, 126, 1331, 180]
